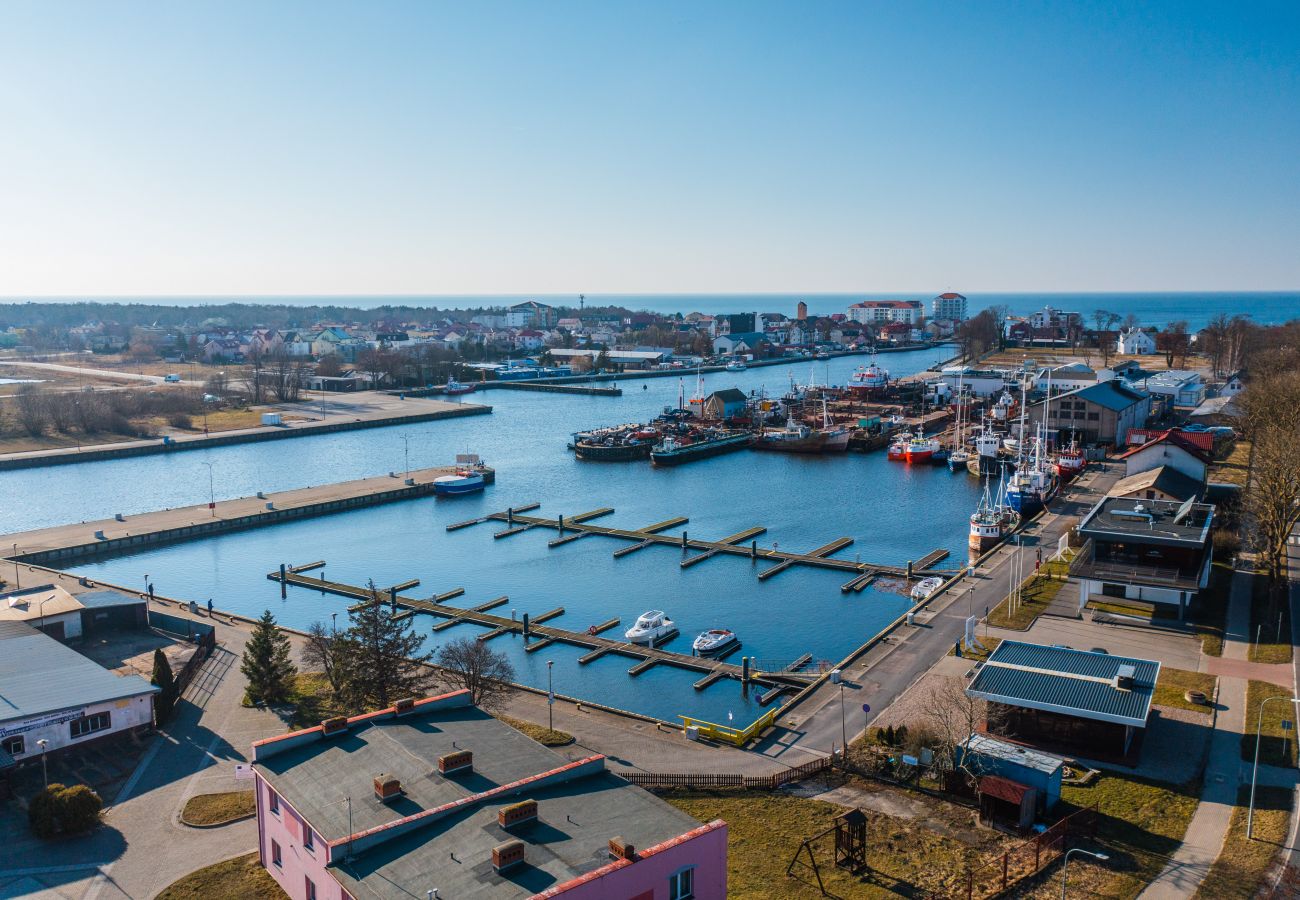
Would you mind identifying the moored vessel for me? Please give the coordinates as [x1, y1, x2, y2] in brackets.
[692, 629, 739, 657]
[443, 377, 477, 395]
[433, 469, 486, 495]
[650, 430, 752, 466]
[626, 610, 677, 646]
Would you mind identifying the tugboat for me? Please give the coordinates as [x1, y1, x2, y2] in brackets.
[443, 377, 477, 395]
[724, 358, 748, 372]
[692, 629, 740, 657]
[650, 430, 752, 466]
[625, 610, 677, 646]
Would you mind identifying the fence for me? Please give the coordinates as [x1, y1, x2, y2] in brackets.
[956, 803, 1098, 900]
[147, 610, 217, 694]
[616, 756, 832, 791]
[678, 708, 778, 747]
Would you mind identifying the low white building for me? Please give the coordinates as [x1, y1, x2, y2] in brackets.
[0, 585, 87, 641]
[938, 366, 1010, 398]
[1116, 327, 1156, 355]
[0, 621, 157, 769]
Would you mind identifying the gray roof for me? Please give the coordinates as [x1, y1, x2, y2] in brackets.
[961, 732, 1066, 775]
[1038, 380, 1149, 412]
[967, 640, 1158, 727]
[1110, 466, 1204, 503]
[1079, 496, 1215, 547]
[329, 770, 705, 900]
[76, 589, 147, 610]
[0, 621, 158, 723]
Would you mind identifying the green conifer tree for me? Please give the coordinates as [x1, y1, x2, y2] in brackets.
[150, 647, 178, 723]
[342, 582, 434, 709]
[241, 610, 297, 705]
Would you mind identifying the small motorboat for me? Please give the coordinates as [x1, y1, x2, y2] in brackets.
[443, 378, 477, 395]
[692, 629, 739, 656]
[433, 469, 485, 495]
[910, 576, 944, 602]
[625, 610, 677, 645]
[724, 359, 748, 371]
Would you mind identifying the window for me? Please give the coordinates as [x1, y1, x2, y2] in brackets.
[304, 876, 316, 900]
[669, 866, 695, 900]
[1087, 412, 1100, 421]
[69, 711, 111, 739]
[303, 826, 314, 851]
[271, 840, 282, 867]
[268, 789, 279, 815]
[1, 735, 23, 756]
[1102, 583, 1128, 599]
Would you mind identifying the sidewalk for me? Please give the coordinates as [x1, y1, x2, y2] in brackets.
[1140, 568, 1253, 898]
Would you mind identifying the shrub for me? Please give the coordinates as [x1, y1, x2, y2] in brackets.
[167, 412, 193, 429]
[27, 783, 103, 838]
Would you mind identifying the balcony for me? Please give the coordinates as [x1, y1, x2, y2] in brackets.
[1068, 540, 1206, 591]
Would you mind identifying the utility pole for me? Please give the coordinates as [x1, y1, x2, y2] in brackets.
[547, 660, 555, 732]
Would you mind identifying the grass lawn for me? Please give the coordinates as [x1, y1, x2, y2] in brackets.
[499, 715, 575, 746]
[280, 672, 349, 728]
[1240, 680, 1300, 767]
[987, 554, 1073, 631]
[1209, 438, 1251, 488]
[180, 790, 256, 825]
[662, 788, 996, 898]
[1195, 785, 1292, 899]
[1247, 572, 1292, 665]
[156, 852, 286, 900]
[1154, 668, 1217, 715]
[1188, 566, 1232, 657]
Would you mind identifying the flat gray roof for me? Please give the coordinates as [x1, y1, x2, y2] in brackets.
[1079, 496, 1214, 546]
[967, 640, 1158, 728]
[0, 621, 158, 723]
[962, 732, 1065, 775]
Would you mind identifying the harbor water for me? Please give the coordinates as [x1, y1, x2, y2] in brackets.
[4, 349, 984, 726]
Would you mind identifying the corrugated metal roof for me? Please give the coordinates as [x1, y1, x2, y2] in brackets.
[966, 640, 1158, 727]
[0, 621, 157, 723]
[76, 590, 147, 610]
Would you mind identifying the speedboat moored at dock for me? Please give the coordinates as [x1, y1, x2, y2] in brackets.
[625, 610, 677, 645]
[692, 629, 739, 656]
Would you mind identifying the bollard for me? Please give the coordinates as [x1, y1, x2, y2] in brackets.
[751, 540, 757, 560]
[681, 531, 688, 549]
[906, 560, 913, 580]
[522, 612, 530, 638]
[389, 586, 397, 613]
[741, 656, 750, 685]
[279, 564, 287, 599]
[507, 507, 514, 525]
[557, 514, 564, 535]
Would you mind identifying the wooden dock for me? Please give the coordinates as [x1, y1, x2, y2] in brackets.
[456, 507, 960, 586]
[269, 566, 816, 692]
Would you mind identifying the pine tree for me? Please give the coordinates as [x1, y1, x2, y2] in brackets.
[241, 610, 297, 705]
[342, 582, 434, 709]
[150, 648, 178, 724]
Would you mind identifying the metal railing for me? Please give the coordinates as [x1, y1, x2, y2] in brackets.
[1068, 540, 1202, 590]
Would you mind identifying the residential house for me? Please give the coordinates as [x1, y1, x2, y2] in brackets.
[514, 329, 546, 351]
[202, 338, 244, 361]
[1109, 467, 1204, 503]
[846, 300, 924, 326]
[1069, 495, 1216, 619]
[712, 332, 768, 355]
[506, 301, 557, 329]
[1116, 327, 1156, 355]
[1026, 380, 1151, 445]
[1136, 370, 1206, 408]
[251, 690, 727, 900]
[1118, 430, 1212, 484]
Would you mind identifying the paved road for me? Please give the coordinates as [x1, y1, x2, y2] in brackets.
[0, 360, 195, 386]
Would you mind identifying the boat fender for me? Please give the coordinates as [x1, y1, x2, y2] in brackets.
[587, 625, 597, 636]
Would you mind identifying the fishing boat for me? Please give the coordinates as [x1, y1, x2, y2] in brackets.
[443, 377, 477, 395]
[625, 610, 677, 645]
[848, 350, 890, 394]
[910, 576, 944, 601]
[433, 469, 486, 495]
[724, 359, 748, 371]
[752, 399, 849, 453]
[1055, 429, 1086, 482]
[650, 430, 752, 466]
[968, 478, 1006, 554]
[886, 432, 913, 461]
[692, 629, 739, 657]
[902, 431, 940, 463]
[814, 349, 830, 360]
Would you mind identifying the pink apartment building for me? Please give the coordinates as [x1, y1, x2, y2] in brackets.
[251, 689, 727, 899]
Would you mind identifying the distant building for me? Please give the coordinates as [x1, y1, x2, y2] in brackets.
[1109, 466, 1204, 504]
[701, 388, 748, 420]
[1136, 370, 1206, 408]
[1116, 327, 1156, 355]
[1027, 380, 1151, 444]
[931, 292, 967, 322]
[712, 332, 768, 355]
[846, 300, 924, 326]
[796, 300, 808, 321]
[505, 301, 557, 329]
[251, 690, 727, 900]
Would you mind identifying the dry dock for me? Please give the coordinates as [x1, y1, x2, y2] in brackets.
[269, 566, 818, 692]
[4, 466, 495, 565]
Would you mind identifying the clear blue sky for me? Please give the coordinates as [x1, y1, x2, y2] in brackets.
[1, 1, 1297, 294]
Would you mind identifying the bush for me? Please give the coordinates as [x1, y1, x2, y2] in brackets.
[28, 783, 103, 838]
[167, 412, 193, 429]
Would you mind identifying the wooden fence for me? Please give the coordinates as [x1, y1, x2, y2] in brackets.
[955, 803, 1099, 899]
[616, 756, 832, 791]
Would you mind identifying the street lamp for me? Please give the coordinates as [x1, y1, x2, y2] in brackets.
[36, 738, 49, 788]
[1060, 848, 1108, 899]
[839, 683, 847, 759]
[201, 461, 216, 516]
[332, 612, 338, 635]
[547, 660, 555, 733]
[1249, 694, 1300, 837]
[11, 543, 18, 589]
[402, 435, 411, 481]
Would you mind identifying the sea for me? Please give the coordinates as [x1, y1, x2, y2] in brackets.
[3, 349, 983, 726]
[4, 292, 1298, 331]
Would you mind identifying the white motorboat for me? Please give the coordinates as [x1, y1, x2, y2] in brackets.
[910, 576, 944, 602]
[692, 629, 739, 656]
[625, 610, 677, 645]
[724, 359, 748, 371]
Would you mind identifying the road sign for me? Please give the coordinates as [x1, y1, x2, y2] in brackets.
[861, 704, 870, 714]
[1283, 720, 1292, 732]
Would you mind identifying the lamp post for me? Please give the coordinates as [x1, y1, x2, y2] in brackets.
[839, 683, 847, 759]
[37, 595, 53, 633]
[11, 543, 18, 589]
[1060, 849, 1108, 899]
[201, 461, 215, 516]
[36, 739, 49, 788]
[402, 435, 410, 481]
[1249, 694, 1300, 837]
[547, 660, 555, 733]
[331, 612, 338, 635]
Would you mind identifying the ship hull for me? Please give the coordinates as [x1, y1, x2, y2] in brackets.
[574, 441, 653, 461]
[650, 435, 751, 466]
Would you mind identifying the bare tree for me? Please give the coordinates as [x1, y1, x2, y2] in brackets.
[1240, 369, 1300, 594]
[302, 621, 352, 699]
[433, 637, 516, 712]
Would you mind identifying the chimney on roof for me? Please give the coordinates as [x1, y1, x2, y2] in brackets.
[374, 774, 403, 803]
[492, 839, 526, 873]
[438, 750, 473, 776]
[608, 836, 637, 861]
[321, 716, 348, 736]
[498, 799, 538, 830]
[394, 697, 416, 716]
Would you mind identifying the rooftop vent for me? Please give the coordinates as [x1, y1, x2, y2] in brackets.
[321, 716, 349, 736]
[499, 799, 538, 830]
[492, 839, 526, 873]
[438, 750, 473, 776]
[394, 697, 416, 716]
[1114, 665, 1136, 691]
[374, 774, 403, 803]
[608, 836, 637, 861]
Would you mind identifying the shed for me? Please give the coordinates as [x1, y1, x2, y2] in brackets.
[957, 732, 1065, 812]
[702, 389, 748, 421]
[978, 775, 1037, 830]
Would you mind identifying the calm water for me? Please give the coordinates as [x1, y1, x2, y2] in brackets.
[8, 349, 982, 724]
[6, 292, 1297, 330]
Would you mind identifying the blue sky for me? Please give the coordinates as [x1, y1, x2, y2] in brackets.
[1, 1, 1297, 294]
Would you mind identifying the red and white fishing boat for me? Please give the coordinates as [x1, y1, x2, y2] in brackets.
[1055, 442, 1086, 482]
[902, 432, 940, 463]
[848, 350, 890, 394]
[443, 378, 477, 395]
[886, 432, 913, 461]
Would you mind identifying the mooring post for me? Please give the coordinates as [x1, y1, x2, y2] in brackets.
[522, 612, 530, 639]
[741, 656, 750, 685]
[507, 507, 514, 525]
[906, 560, 913, 580]
[279, 564, 287, 599]
[751, 540, 757, 560]
[681, 531, 688, 550]
[557, 514, 564, 535]
[389, 586, 397, 613]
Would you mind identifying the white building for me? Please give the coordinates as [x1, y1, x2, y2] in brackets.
[1116, 327, 1156, 355]
[1, 585, 88, 641]
[931, 292, 967, 322]
[0, 621, 157, 767]
[846, 300, 924, 325]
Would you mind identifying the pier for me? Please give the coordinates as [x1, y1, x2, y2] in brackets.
[269, 566, 819, 693]
[6, 466, 496, 565]
[451, 506, 960, 587]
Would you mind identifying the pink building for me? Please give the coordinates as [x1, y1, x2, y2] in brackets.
[251, 690, 726, 900]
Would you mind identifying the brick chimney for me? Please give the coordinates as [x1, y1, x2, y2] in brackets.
[498, 799, 538, 830]
[321, 716, 348, 736]
[438, 750, 473, 776]
[373, 774, 402, 803]
[492, 839, 525, 873]
[608, 836, 636, 861]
